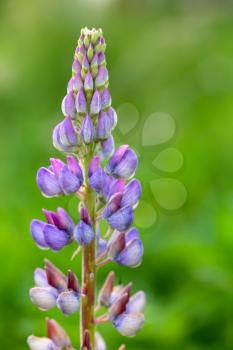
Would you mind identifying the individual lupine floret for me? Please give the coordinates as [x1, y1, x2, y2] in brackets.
[61, 91, 76, 118]
[29, 260, 80, 315]
[53, 116, 79, 153]
[74, 207, 95, 245]
[37, 156, 83, 197]
[107, 228, 144, 267]
[30, 208, 74, 251]
[27, 318, 75, 350]
[106, 145, 138, 179]
[95, 111, 112, 141]
[75, 89, 87, 115]
[99, 135, 115, 160]
[80, 114, 94, 144]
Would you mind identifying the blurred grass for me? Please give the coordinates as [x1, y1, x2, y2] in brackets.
[1, 0, 233, 349]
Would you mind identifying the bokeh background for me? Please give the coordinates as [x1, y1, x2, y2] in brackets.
[1, 0, 233, 349]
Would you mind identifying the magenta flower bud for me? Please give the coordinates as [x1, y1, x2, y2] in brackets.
[46, 319, 71, 348]
[61, 91, 75, 117]
[74, 207, 95, 245]
[27, 335, 58, 350]
[95, 67, 108, 89]
[56, 290, 80, 316]
[44, 259, 67, 292]
[72, 73, 83, 91]
[82, 54, 89, 71]
[95, 332, 106, 350]
[98, 271, 115, 307]
[107, 231, 125, 260]
[113, 312, 144, 337]
[98, 52, 106, 66]
[72, 59, 80, 74]
[96, 111, 111, 141]
[81, 114, 94, 144]
[29, 287, 58, 311]
[90, 90, 101, 115]
[107, 145, 138, 179]
[126, 291, 146, 314]
[99, 135, 115, 160]
[84, 70, 94, 92]
[75, 89, 87, 114]
[121, 179, 142, 208]
[101, 87, 111, 110]
[108, 107, 118, 130]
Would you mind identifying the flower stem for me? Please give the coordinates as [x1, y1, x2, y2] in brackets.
[80, 153, 96, 349]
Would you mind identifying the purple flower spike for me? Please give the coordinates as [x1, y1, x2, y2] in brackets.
[61, 91, 76, 117]
[27, 335, 58, 350]
[101, 87, 112, 110]
[30, 220, 48, 249]
[121, 179, 142, 208]
[108, 107, 118, 130]
[113, 312, 144, 337]
[96, 111, 111, 141]
[106, 206, 134, 232]
[75, 89, 87, 114]
[84, 71, 94, 92]
[29, 286, 58, 311]
[116, 238, 144, 268]
[81, 114, 94, 144]
[95, 67, 108, 89]
[56, 290, 80, 316]
[99, 135, 115, 160]
[90, 90, 101, 115]
[107, 145, 138, 179]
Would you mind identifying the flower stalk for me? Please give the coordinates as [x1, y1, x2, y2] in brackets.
[28, 27, 145, 350]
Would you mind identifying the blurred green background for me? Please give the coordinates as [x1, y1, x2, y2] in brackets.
[1, 0, 233, 349]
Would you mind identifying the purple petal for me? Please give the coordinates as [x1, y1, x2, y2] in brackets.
[73, 220, 95, 245]
[113, 312, 144, 337]
[95, 67, 108, 88]
[98, 52, 106, 65]
[27, 335, 58, 350]
[34, 268, 49, 287]
[36, 168, 62, 197]
[66, 155, 83, 181]
[108, 147, 138, 179]
[29, 287, 58, 311]
[75, 89, 87, 114]
[101, 87, 111, 110]
[56, 291, 80, 316]
[121, 179, 142, 207]
[96, 111, 111, 141]
[82, 54, 89, 70]
[61, 92, 75, 117]
[107, 231, 125, 260]
[108, 107, 118, 130]
[96, 238, 107, 259]
[58, 165, 82, 195]
[72, 58, 80, 74]
[50, 158, 65, 177]
[99, 135, 115, 160]
[116, 239, 143, 267]
[43, 224, 70, 251]
[90, 90, 101, 115]
[84, 71, 93, 91]
[53, 124, 75, 153]
[107, 178, 125, 199]
[125, 227, 139, 243]
[30, 220, 48, 249]
[73, 73, 83, 91]
[89, 167, 108, 195]
[88, 156, 101, 177]
[126, 291, 146, 314]
[106, 145, 129, 174]
[103, 192, 123, 218]
[59, 116, 78, 146]
[107, 206, 134, 232]
[47, 319, 71, 348]
[95, 332, 106, 350]
[56, 207, 74, 234]
[81, 114, 94, 144]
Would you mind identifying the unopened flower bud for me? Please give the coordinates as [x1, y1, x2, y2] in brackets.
[95, 67, 108, 89]
[56, 290, 80, 316]
[107, 107, 118, 130]
[61, 92, 76, 117]
[107, 145, 138, 179]
[29, 287, 58, 311]
[113, 312, 144, 337]
[99, 135, 115, 160]
[96, 111, 111, 141]
[27, 335, 58, 350]
[72, 59, 80, 74]
[101, 87, 111, 110]
[91, 53, 98, 77]
[75, 89, 87, 114]
[81, 115, 94, 144]
[98, 271, 115, 307]
[90, 90, 101, 115]
[46, 319, 71, 348]
[87, 43, 94, 61]
[84, 71, 94, 93]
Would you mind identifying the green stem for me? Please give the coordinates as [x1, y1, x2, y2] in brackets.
[80, 152, 96, 349]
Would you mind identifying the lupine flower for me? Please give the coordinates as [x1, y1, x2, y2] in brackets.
[106, 145, 138, 179]
[107, 228, 144, 267]
[30, 260, 80, 315]
[99, 135, 115, 160]
[61, 91, 76, 118]
[37, 156, 83, 197]
[108, 107, 118, 130]
[96, 111, 111, 141]
[27, 318, 74, 350]
[75, 89, 87, 115]
[53, 116, 79, 153]
[74, 207, 95, 245]
[90, 89, 101, 115]
[30, 207, 74, 251]
[80, 114, 94, 144]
